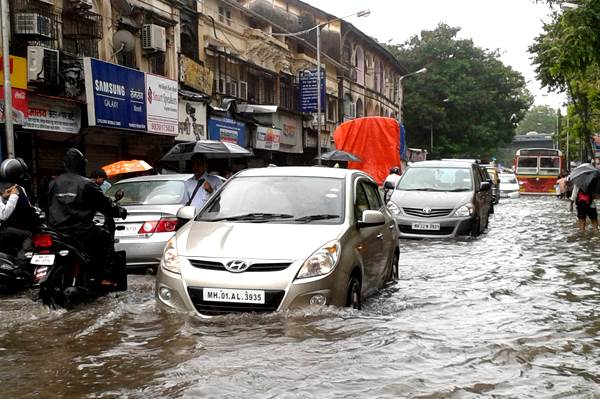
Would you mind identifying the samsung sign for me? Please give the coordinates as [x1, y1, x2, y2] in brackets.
[84, 58, 147, 131]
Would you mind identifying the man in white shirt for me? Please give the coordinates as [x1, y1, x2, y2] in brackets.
[383, 167, 402, 202]
[184, 154, 224, 210]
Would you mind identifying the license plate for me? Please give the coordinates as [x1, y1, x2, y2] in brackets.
[203, 288, 265, 304]
[412, 222, 440, 231]
[31, 254, 55, 265]
[116, 224, 142, 236]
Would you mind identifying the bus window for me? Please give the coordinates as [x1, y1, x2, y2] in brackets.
[539, 157, 560, 175]
[517, 157, 538, 174]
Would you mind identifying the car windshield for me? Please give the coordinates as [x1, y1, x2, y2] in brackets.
[197, 176, 345, 224]
[500, 174, 518, 184]
[106, 180, 186, 205]
[397, 167, 473, 191]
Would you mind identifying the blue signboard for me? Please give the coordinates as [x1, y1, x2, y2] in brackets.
[84, 58, 147, 131]
[208, 117, 247, 146]
[298, 70, 325, 113]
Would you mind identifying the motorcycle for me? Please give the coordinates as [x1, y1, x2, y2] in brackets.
[0, 252, 31, 295]
[31, 200, 128, 309]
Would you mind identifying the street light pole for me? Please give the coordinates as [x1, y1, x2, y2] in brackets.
[397, 67, 427, 129]
[271, 10, 370, 166]
[1, 0, 14, 159]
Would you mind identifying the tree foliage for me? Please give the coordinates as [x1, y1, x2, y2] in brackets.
[386, 24, 532, 159]
[530, 0, 600, 159]
[516, 105, 558, 134]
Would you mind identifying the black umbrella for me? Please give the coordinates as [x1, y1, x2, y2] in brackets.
[315, 150, 362, 162]
[161, 140, 254, 161]
[568, 163, 600, 193]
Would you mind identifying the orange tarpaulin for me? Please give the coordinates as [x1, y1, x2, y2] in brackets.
[333, 117, 401, 184]
[102, 160, 152, 177]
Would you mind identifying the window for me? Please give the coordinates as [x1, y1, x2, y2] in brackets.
[539, 157, 560, 175]
[279, 75, 295, 110]
[342, 40, 352, 65]
[355, 46, 365, 86]
[343, 93, 355, 119]
[354, 182, 370, 221]
[356, 98, 364, 118]
[361, 181, 383, 210]
[149, 52, 166, 76]
[327, 97, 337, 122]
[516, 157, 538, 174]
[218, 6, 231, 26]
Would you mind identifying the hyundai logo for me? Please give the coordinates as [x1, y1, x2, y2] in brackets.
[225, 260, 250, 273]
[422, 207, 432, 214]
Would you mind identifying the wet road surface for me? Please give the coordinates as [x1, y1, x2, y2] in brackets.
[1, 196, 599, 398]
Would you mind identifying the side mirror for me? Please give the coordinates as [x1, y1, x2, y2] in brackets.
[177, 205, 197, 221]
[383, 181, 395, 190]
[114, 189, 124, 202]
[479, 181, 491, 191]
[357, 210, 385, 229]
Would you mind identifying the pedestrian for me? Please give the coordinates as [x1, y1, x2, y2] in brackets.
[185, 154, 224, 209]
[90, 169, 111, 193]
[383, 166, 402, 202]
[570, 179, 599, 232]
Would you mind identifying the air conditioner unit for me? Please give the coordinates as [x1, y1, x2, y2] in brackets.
[239, 81, 248, 100]
[15, 13, 52, 38]
[27, 46, 59, 85]
[142, 24, 166, 52]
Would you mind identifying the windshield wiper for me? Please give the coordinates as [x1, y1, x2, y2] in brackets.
[401, 188, 437, 191]
[203, 213, 294, 222]
[447, 188, 471, 192]
[294, 214, 340, 223]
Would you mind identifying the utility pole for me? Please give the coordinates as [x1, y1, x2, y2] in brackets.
[1, 0, 14, 159]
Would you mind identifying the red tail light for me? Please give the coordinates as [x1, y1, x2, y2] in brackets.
[33, 233, 53, 249]
[137, 218, 178, 235]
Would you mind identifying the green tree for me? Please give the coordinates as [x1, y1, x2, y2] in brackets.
[515, 105, 558, 134]
[387, 24, 532, 159]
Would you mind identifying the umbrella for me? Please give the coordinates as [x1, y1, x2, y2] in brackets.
[568, 163, 600, 193]
[102, 160, 153, 177]
[315, 150, 362, 162]
[161, 140, 253, 161]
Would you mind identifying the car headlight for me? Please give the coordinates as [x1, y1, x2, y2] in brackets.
[454, 203, 474, 217]
[161, 237, 181, 274]
[297, 240, 340, 279]
[387, 201, 402, 216]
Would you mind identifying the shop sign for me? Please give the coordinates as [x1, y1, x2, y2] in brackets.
[177, 99, 207, 141]
[84, 57, 147, 131]
[276, 114, 303, 153]
[0, 88, 28, 124]
[255, 126, 281, 150]
[146, 74, 178, 136]
[299, 69, 325, 113]
[24, 97, 81, 134]
[0, 55, 27, 90]
[208, 116, 246, 145]
[179, 55, 214, 95]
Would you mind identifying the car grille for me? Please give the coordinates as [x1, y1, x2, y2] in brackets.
[398, 224, 455, 236]
[402, 207, 454, 218]
[188, 259, 291, 272]
[187, 287, 285, 316]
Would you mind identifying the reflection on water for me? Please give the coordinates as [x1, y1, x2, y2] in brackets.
[1, 197, 599, 398]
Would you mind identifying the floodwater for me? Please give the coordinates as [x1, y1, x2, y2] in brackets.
[1, 197, 599, 398]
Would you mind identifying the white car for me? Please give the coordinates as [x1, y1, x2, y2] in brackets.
[499, 173, 521, 198]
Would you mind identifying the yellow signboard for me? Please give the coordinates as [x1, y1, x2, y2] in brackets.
[0, 55, 27, 90]
[179, 55, 213, 95]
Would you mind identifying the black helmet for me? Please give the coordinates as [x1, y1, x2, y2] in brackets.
[0, 158, 26, 182]
[390, 166, 400, 174]
[63, 148, 87, 175]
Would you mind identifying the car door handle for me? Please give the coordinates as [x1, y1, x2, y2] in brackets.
[377, 233, 384, 240]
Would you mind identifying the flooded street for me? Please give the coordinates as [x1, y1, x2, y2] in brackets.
[1, 196, 599, 398]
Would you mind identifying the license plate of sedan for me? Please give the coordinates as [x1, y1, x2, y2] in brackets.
[412, 222, 441, 231]
[203, 288, 265, 304]
[30, 254, 55, 265]
[116, 224, 141, 236]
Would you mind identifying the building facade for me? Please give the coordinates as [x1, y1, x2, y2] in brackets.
[1, 0, 406, 201]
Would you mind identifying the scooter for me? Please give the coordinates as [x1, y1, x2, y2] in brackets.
[0, 252, 31, 295]
[31, 202, 128, 309]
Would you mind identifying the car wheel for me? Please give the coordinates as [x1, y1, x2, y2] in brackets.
[471, 216, 481, 237]
[388, 251, 399, 281]
[346, 275, 362, 310]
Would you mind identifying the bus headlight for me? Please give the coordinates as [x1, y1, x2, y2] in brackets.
[454, 203, 474, 217]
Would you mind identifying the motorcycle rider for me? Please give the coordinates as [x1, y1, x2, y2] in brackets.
[47, 148, 126, 284]
[0, 158, 38, 281]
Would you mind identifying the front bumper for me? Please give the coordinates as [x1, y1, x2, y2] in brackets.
[394, 214, 475, 238]
[155, 257, 349, 317]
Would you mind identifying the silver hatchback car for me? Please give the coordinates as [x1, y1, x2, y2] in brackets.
[156, 167, 400, 317]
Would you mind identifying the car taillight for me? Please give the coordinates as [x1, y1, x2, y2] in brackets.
[137, 218, 178, 235]
[33, 233, 53, 249]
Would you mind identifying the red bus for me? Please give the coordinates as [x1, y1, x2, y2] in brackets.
[514, 148, 565, 195]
